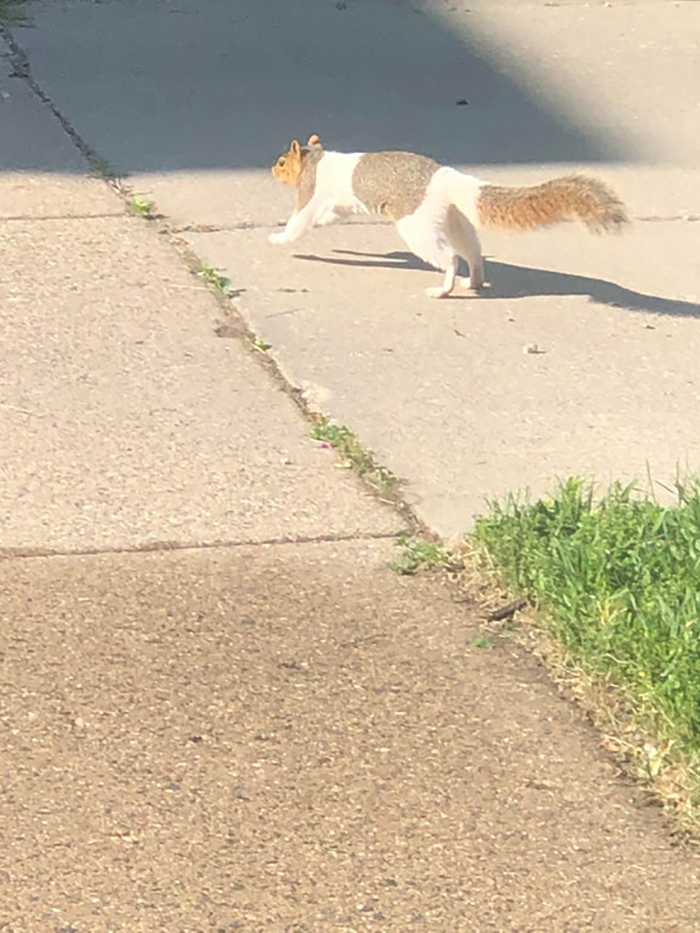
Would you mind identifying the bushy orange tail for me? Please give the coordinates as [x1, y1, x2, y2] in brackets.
[476, 174, 629, 234]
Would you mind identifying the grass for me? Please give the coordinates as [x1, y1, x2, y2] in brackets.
[391, 534, 463, 575]
[472, 476, 700, 816]
[0, 0, 26, 24]
[470, 635, 495, 649]
[129, 197, 154, 218]
[310, 417, 399, 499]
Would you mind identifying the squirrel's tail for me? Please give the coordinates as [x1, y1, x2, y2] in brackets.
[466, 174, 628, 234]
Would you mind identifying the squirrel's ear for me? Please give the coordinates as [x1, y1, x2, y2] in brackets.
[290, 139, 301, 155]
[307, 134, 322, 149]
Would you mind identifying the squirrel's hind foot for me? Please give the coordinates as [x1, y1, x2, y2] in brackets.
[425, 285, 454, 299]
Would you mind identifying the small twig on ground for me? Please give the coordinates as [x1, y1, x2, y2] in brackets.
[485, 596, 528, 622]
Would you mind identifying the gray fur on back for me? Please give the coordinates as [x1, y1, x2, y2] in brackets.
[297, 146, 325, 210]
[352, 151, 440, 221]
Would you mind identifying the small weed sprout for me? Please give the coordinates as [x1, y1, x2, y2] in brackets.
[390, 535, 463, 576]
[310, 418, 398, 498]
[470, 635, 494, 649]
[198, 264, 234, 296]
[130, 197, 154, 218]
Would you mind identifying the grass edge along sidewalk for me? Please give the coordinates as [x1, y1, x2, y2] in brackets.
[474, 476, 700, 829]
[397, 477, 700, 833]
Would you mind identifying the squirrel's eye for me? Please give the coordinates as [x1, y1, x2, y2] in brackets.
[278, 157, 286, 166]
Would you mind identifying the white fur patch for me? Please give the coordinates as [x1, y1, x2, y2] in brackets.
[395, 210, 454, 272]
[394, 169, 464, 271]
[432, 167, 483, 227]
[394, 167, 485, 290]
[314, 152, 366, 214]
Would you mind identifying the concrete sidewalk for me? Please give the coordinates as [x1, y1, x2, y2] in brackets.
[8, 0, 700, 537]
[4, 542, 700, 933]
[3, 3, 700, 931]
[0, 34, 400, 552]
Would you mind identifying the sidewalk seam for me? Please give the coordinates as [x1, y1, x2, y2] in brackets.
[170, 220, 394, 234]
[171, 215, 700, 235]
[0, 530, 403, 562]
[0, 211, 125, 222]
[1, 25, 116, 177]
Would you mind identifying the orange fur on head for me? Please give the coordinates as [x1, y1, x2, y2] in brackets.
[271, 134, 323, 186]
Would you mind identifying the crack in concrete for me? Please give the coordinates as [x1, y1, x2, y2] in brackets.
[1, 213, 694, 231]
[636, 214, 700, 223]
[169, 215, 698, 236]
[1, 24, 125, 179]
[0, 529, 403, 562]
[169, 219, 392, 235]
[0, 211, 125, 222]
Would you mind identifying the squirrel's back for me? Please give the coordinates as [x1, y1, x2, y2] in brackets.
[351, 151, 440, 221]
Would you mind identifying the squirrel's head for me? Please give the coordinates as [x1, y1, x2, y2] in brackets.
[271, 134, 323, 186]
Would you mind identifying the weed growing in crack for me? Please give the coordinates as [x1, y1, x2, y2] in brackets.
[390, 535, 464, 575]
[310, 417, 399, 499]
[197, 264, 234, 297]
[130, 197, 154, 218]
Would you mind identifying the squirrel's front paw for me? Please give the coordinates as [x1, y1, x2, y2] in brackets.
[269, 231, 288, 245]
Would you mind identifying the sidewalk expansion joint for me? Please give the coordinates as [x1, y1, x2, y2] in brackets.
[0, 211, 126, 222]
[170, 219, 392, 235]
[171, 216, 699, 235]
[0, 25, 124, 181]
[0, 530, 404, 562]
[637, 214, 700, 223]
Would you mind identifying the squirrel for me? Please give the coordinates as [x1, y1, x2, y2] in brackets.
[269, 134, 629, 298]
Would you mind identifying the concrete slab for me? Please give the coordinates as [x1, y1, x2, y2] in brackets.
[0, 212, 400, 551]
[449, 0, 700, 170]
[2, 540, 700, 931]
[12, 0, 700, 222]
[8, 0, 700, 539]
[0, 35, 120, 218]
[13, 0, 629, 176]
[0, 170, 123, 220]
[120, 0, 700, 227]
[183, 219, 700, 537]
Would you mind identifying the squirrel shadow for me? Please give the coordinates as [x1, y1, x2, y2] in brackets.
[294, 249, 700, 319]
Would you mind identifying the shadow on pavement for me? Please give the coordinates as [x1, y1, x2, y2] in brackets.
[1, 0, 635, 173]
[295, 249, 700, 319]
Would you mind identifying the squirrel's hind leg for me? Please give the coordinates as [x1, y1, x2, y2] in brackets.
[395, 213, 459, 298]
[447, 207, 484, 290]
[425, 256, 459, 299]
